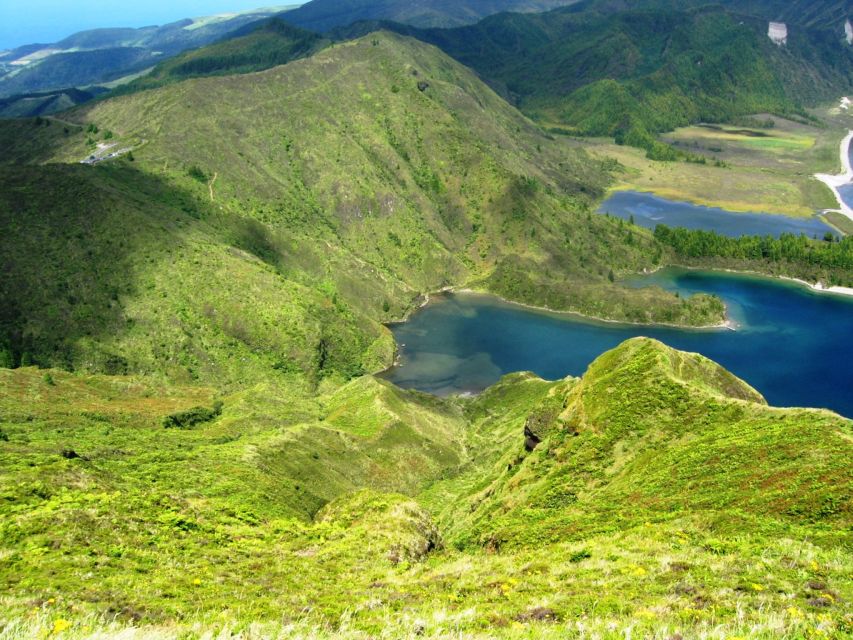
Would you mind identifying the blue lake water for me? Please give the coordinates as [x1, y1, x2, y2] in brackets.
[381, 269, 853, 417]
[598, 191, 838, 238]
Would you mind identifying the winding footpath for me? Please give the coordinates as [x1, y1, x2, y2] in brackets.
[815, 129, 853, 221]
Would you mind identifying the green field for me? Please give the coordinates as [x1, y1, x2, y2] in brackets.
[668, 123, 816, 152]
[583, 109, 850, 219]
[823, 211, 853, 236]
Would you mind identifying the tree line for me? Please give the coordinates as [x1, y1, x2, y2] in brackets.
[654, 225, 853, 273]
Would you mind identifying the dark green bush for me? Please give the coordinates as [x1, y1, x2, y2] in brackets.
[186, 165, 208, 183]
[163, 401, 223, 429]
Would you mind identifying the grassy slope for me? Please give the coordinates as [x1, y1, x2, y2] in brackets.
[1, 339, 850, 637]
[1, 29, 851, 640]
[0, 162, 385, 386]
[426, 338, 850, 548]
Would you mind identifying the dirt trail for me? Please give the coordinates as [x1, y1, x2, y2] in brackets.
[208, 172, 218, 201]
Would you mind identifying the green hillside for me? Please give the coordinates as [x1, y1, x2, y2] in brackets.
[424, 338, 850, 548]
[104, 2, 853, 161]
[1, 339, 850, 637]
[0, 32, 724, 383]
[2, 26, 852, 640]
[356, 5, 853, 156]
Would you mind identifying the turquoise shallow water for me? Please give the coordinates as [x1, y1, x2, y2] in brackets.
[381, 269, 853, 417]
[598, 191, 839, 238]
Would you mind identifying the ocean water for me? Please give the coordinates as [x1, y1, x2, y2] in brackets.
[381, 269, 853, 417]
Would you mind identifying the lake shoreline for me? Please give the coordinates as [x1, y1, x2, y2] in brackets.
[598, 190, 838, 238]
[387, 263, 852, 360]
[605, 184, 815, 219]
[382, 269, 853, 416]
[666, 264, 853, 299]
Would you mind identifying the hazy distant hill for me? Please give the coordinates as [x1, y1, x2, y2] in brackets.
[0, 6, 299, 99]
[121, 19, 328, 93]
[278, 0, 583, 31]
[0, 87, 108, 118]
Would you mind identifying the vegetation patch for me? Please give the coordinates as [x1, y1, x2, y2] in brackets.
[162, 401, 223, 429]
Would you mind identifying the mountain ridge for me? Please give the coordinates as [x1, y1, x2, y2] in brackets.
[342, 4, 853, 156]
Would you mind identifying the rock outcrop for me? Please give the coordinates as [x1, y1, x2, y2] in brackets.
[768, 22, 788, 46]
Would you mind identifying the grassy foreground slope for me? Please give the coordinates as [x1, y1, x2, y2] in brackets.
[0, 32, 723, 382]
[1, 29, 850, 640]
[1, 339, 850, 638]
